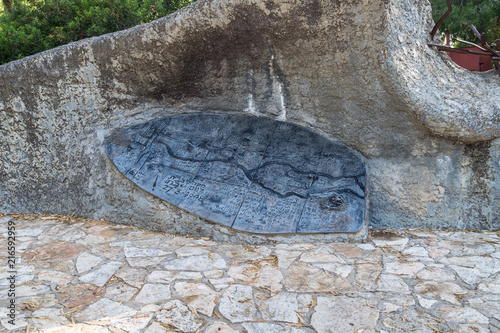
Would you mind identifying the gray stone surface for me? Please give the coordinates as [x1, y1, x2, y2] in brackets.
[1, 215, 499, 332]
[75, 298, 136, 322]
[78, 261, 122, 287]
[134, 283, 172, 304]
[173, 282, 218, 316]
[310, 296, 379, 332]
[0, 0, 499, 238]
[105, 114, 366, 234]
[156, 300, 203, 332]
[218, 285, 259, 323]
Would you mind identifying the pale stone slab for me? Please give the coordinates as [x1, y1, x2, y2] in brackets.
[355, 263, 383, 290]
[375, 274, 410, 294]
[285, 262, 353, 292]
[314, 263, 354, 278]
[438, 306, 489, 329]
[189, 239, 220, 246]
[16, 294, 59, 310]
[448, 232, 499, 244]
[0, 216, 11, 223]
[110, 313, 154, 333]
[15, 237, 34, 253]
[468, 295, 500, 320]
[205, 321, 241, 333]
[91, 244, 124, 261]
[216, 244, 272, 261]
[262, 292, 313, 323]
[330, 244, 366, 259]
[105, 282, 138, 303]
[0, 272, 35, 288]
[478, 275, 500, 294]
[15, 227, 45, 237]
[299, 246, 345, 263]
[380, 302, 402, 313]
[76, 252, 103, 274]
[416, 267, 456, 281]
[75, 234, 107, 246]
[126, 257, 165, 267]
[227, 260, 283, 292]
[140, 304, 161, 313]
[402, 246, 431, 260]
[115, 267, 148, 288]
[148, 270, 203, 284]
[75, 298, 136, 322]
[406, 230, 438, 238]
[2, 284, 51, 298]
[45, 323, 112, 333]
[381, 310, 437, 333]
[38, 270, 74, 286]
[135, 284, 172, 304]
[428, 246, 451, 259]
[275, 243, 317, 251]
[357, 292, 415, 307]
[60, 229, 87, 242]
[157, 300, 203, 332]
[23, 241, 87, 261]
[371, 233, 409, 251]
[204, 270, 224, 279]
[310, 296, 379, 333]
[144, 322, 171, 333]
[437, 240, 463, 252]
[0, 313, 29, 331]
[242, 323, 312, 333]
[414, 281, 466, 305]
[416, 295, 439, 309]
[79, 261, 122, 287]
[479, 282, 500, 294]
[445, 256, 500, 285]
[461, 244, 496, 256]
[385, 261, 426, 277]
[124, 246, 169, 258]
[455, 324, 490, 333]
[357, 244, 375, 251]
[174, 282, 218, 316]
[174, 246, 209, 257]
[218, 285, 259, 323]
[161, 254, 227, 271]
[209, 277, 236, 291]
[31, 308, 71, 330]
[275, 249, 303, 269]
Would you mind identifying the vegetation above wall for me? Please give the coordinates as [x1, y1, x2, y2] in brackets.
[0, 0, 498, 65]
[0, 0, 197, 65]
[430, 0, 500, 46]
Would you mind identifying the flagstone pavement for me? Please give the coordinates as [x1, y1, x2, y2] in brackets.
[0, 213, 499, 333]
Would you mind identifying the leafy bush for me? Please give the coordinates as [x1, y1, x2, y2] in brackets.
[0, 0, 197, 65]
[430, 0, 500, 46]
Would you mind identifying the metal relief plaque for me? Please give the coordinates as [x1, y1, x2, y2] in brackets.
[105, 114, 366, 234]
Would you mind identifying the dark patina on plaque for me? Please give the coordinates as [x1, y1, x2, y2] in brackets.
[105, 114, 366, 234]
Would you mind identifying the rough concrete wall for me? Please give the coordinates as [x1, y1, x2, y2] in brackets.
[0, 0, 499, 239]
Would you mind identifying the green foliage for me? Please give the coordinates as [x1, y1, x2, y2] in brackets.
[0, 0, 197, 65]
[429, 0, 500, 46]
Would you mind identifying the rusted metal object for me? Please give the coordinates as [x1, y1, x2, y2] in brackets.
[430, 0, 452, 40]
[427, 43, 494, 56]
[428, 2, 500, 73]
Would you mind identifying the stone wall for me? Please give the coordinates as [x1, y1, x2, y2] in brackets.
[1, 0, 499, 242]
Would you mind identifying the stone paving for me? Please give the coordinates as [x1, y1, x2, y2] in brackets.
[1, 214, 499, 333]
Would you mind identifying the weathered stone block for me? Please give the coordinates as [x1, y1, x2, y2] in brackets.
[0, 0, 498, 242]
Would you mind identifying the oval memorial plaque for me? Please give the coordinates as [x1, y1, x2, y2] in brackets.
[105, 114, 366, 234]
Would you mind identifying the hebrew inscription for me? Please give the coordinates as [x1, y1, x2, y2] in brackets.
[105, 114, 366, 234]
